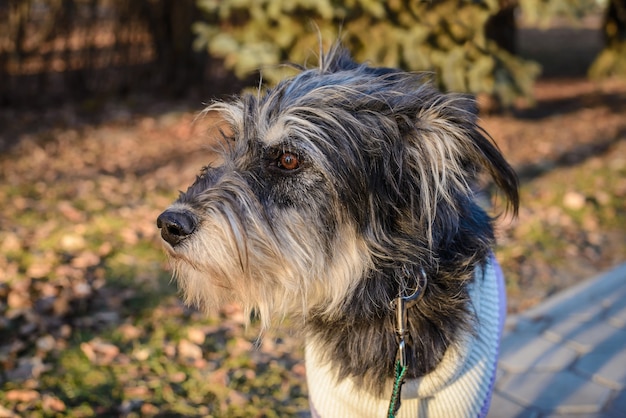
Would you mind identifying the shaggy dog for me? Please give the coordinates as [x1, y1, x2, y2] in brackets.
[157, 45, 518, 417]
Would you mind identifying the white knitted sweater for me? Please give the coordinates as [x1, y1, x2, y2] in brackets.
[306, 254, 505, 418]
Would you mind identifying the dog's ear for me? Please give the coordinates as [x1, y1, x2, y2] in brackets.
[405, 93, 519, 217]
[377, 90, 518, 262]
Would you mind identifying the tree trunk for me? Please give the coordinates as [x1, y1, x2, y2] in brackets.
[140, 0, 207, 96]
[485, 0, 518, 55]
[604, 0, 626, 48]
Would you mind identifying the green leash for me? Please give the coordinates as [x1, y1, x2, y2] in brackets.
[387, 360, 408, 418]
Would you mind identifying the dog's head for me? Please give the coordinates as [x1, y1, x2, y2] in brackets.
[157, 45, 518, 327]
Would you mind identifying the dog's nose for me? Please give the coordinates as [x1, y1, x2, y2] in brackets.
[156, 209, 197, 246]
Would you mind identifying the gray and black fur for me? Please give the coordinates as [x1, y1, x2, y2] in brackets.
[157, 45, 519, 396]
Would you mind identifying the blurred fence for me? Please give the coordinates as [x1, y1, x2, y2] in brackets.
[0, 0, 210, 107]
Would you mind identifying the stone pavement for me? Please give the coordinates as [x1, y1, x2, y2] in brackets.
[488, 263, 626, 417]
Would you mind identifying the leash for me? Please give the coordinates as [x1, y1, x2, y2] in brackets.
[387, 268, 427, 418]
[388, 359, 408, 418]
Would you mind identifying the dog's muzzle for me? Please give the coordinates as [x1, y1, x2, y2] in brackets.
[156, 209, 197, 246]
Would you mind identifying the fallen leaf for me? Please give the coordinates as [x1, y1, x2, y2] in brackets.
[177, 339, 203, 361]
[132, 347, 151, 361]
[72, 282, 93, 298]
[80, 338, 120, 365]
[98, 241, 113, 256]
[42, 395, 66, 412]
[7, 290, 31, 309]
[292, 362, 307, 378]
[563, 191, 586, 210]
[169, 371, 186, 383]
[0, 405, 17, 418]
[5, 389, 39, 402]
[26, 261, 53, 279]
[57, 201, 85, 222]
[164, 342, 176, 358]
[226, 390, 247, 407]
[187, 327, 206, 345]
[124, 386, 150, 398]
[140, 403, 159, 415]
[52, 291, 71, 316]
[36, 335, 56, 352]
[118, 323, 143, 341]
[71, 251, 101, 269]
[208, 368, 229, 386]
[0, 233, 21, 253]
[60, 234, 86, 252]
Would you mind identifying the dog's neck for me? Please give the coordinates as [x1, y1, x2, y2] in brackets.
[305, 256, 480, 396]
[305, 254, 504, 417]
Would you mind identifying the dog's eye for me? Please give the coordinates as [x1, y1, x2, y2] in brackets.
[277, 152, 300, 171]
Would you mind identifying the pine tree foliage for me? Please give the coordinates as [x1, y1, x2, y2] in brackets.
[193, 0, 541, 106]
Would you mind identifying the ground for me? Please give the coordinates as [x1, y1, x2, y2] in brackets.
[1, 69, 625, 417]
[483, 78, 626, 311]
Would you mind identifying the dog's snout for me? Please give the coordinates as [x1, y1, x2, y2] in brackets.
[156, 209, 197, 246]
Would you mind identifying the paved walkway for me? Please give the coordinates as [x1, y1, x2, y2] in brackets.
[488, 263, 626, 417]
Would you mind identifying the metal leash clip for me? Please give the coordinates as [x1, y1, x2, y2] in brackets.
[388, 268, 428, 418]
[393, 267, 427, 368]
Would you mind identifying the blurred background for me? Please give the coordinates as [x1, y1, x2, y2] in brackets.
[0, 0, 625, 416]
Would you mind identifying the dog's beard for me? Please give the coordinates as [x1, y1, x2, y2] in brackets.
[163, 196, 371, 328]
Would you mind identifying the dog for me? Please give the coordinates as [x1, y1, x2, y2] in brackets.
[157, 45, 518, 417]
